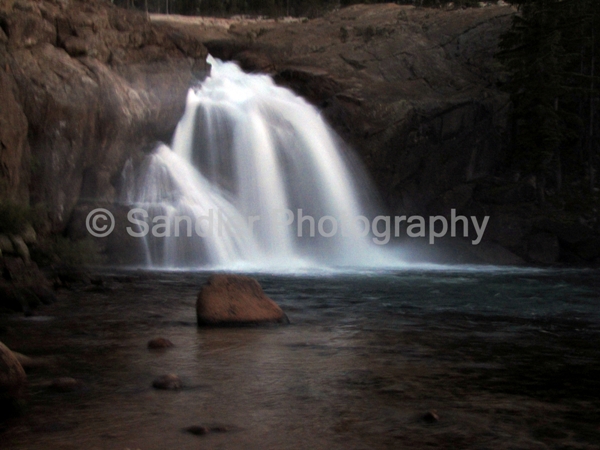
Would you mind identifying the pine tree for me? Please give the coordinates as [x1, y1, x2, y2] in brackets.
[496, 0, 600, 201]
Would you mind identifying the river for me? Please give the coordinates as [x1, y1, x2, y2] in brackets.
[1, 267, 599, 449]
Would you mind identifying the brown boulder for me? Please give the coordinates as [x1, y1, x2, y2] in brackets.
[0, 341, 27, 415]
[152, 373, 181, 390]
[147, 337, 174, 349]
[196, 275, 288, 326]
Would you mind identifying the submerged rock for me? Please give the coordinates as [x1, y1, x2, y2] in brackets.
[423, 410, 440, 423]
[184, 424, 231, 436]
[185, 425, 209, 435]
[196, 275, 289, 326]
[152, 374, 182, 390]
[147, 337, 174, 349]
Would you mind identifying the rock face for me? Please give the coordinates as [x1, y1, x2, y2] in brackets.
[1, 1, 597, 265]
[1, 256, 55, 314]
[0, 0, 208, 232]
[0, 341, 27, 416]
[197, 275, 288, 326]
[154, 4, 600, 265]
[0, 65, 29, 203]
[176, 4, 515, 218]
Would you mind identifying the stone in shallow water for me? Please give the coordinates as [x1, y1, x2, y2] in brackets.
[147, 337, 174, 349]
[423, 410, 439, 423]
[185, 425, 209, 435]
[184, 424, 232, 436]
[196, 275, 289, 326]
[152, 374, 181, 390]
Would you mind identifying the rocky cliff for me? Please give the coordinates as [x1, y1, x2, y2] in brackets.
[193, 4, 514, 218]
[1, 0, 598, 266]
[0, 0, 207, 230]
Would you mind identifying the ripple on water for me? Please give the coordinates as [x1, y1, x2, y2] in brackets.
[1, 267, 599, 449]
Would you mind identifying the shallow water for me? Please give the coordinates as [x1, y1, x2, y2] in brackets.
[1, 267, 600, 449]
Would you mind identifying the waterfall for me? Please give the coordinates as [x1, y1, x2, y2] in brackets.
[122, 55, 395, 270]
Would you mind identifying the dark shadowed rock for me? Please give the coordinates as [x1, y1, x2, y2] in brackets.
[462, 240, 525, 266]
[9, 235, 30, 263]
[0, 256, 58, 312]
[152, 373, 181, 390]
[571, 237, 600, 262]
[185, 425, 209, 435]
[0, 235, 15, 254]
[526, 232, 560, 264]
[31, 283, 56, 305]
[147, 337, 174, 349]
[184, 423, 232, 436]
[423, 410, 439, 423]
[0, 341, 27, 415]
[196, 275, 288, 326]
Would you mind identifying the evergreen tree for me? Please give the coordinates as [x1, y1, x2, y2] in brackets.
[498, 0, 599, 198]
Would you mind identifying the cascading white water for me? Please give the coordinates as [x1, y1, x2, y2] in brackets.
[123, 55, 395, 270]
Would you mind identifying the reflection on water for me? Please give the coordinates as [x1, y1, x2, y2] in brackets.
[1, 268, 600, 449]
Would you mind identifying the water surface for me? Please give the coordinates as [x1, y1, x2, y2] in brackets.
[1, 267, 599, 449]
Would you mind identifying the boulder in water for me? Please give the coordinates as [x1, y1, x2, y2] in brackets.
[423, 410, 440, 423]
[148, 337, 174, 349]
[0, 341, 27, 417]
[184, 423, 232, 435]
[196, 275, 289, 326]
[152, 374, 182, 390]
[185, 425, 209, 435]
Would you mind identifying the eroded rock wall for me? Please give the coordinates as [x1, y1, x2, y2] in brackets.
[0, 0, 207, 230]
